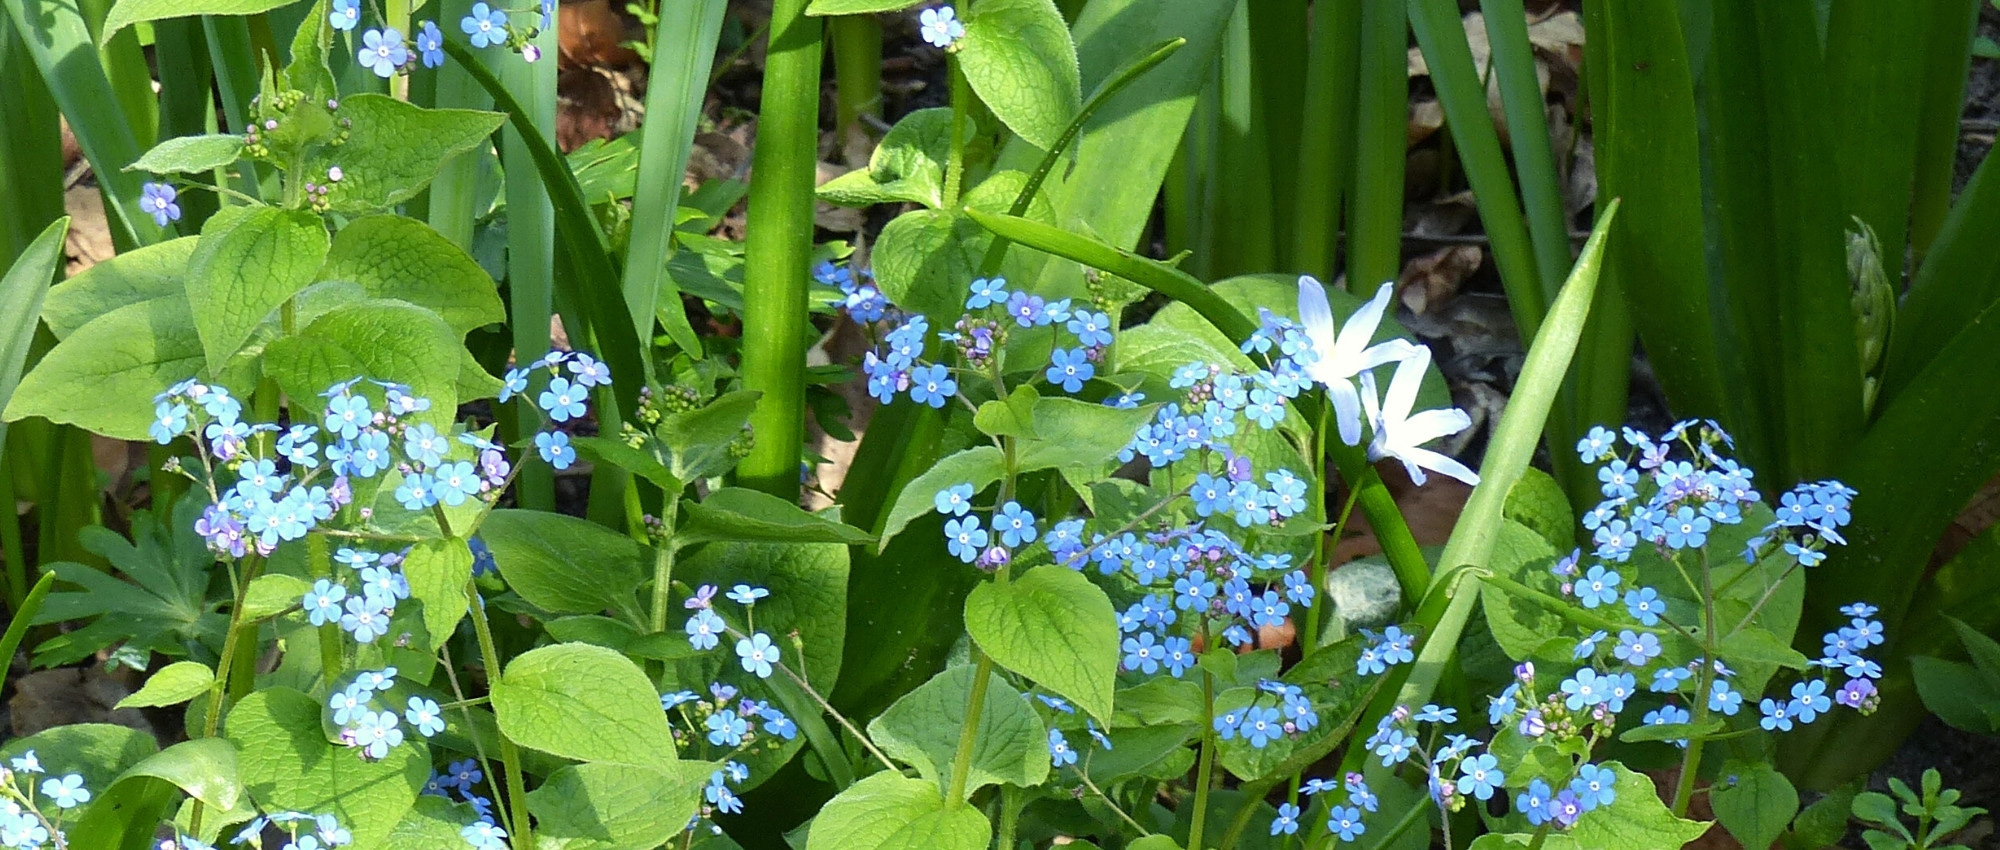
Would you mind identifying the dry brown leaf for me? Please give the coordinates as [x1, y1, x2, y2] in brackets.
[1398, 245, 1484, 314]
[558, 0, 639, 69]
[63, 185, 113, 275]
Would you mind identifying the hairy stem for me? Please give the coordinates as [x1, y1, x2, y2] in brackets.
[649, 499, 682, 633]
[1190, 668, 1218, 849]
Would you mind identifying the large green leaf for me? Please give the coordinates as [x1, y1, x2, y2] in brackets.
[400, 538, 473, 655]
[868, 663, 1049, 798]
[318, 215, 504, 336]
[382, 796, 483, 849]
[185, 205, 329, 371]
[964, 565, 1117, 721]
[65, 738, 240, 850]
[959, 0, 1080, 151]
[1568, 763, 1710, 848]
[479, 509, 645, 622]
[1710, 759, 1799, 850]
[675, 538, 850, 687]
[0, 723, 157, 793]
[100, 0, 294, 43]
[872, 208, 987, 323]
[126, 134, 244, 175]
[225, 687, 426, 850]
[308, 95, 504, 214]
[677, 487, 873, 546]
[115, 660, 214, 709]
[817, 108, 952, 209]
[804, 771, 991, 850]
[877, 445, 1005, 551]
[491, 643, 679, 766]
[262, 299, 461, 429]
[3, 295, 204, 440]
[528, 762, 711, 850]
[37, 236, 193, 339]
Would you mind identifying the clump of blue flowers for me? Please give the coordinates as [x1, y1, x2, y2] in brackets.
[664, 583, 801, 831]
[1, 751, 90, 850]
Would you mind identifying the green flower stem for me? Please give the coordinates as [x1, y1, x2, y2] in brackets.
[1070, 765, 1150, 835]
[1189, 668, 1218, 849]
[735, 0, 822, 497]
[996, 785, 1020, 850]
[190, 552, 265, 837]
[466, 579, 534, 850]
[1302, 415, 1364, 652]
[943, 648, 996, 806]
[438, 642, 517, 841]
[941, 55, 970, 209]
[1671, 552, 1718, 817]
[830, 15, 882, 135]
[306, 533, 344, 685]
[648, 499, 682, 633]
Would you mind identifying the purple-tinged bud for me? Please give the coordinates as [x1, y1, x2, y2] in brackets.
[976, 545, 1011, 571]
[1515, 661, 1535, 682]
[1518, 708, 1546, 737]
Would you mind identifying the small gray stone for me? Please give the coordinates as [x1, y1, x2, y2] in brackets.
[1323, 559, 1402, 644]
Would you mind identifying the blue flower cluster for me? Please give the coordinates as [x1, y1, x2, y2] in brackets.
[501, 350, 612, 471]
[2, 751, 90, 850]
[817, 260, 889, 323]
[1214, 680, 1323, 747]
[327, 0, 544, 78]
[325, 667, 444, 761]
[1276, 772, 1377, 841]
[659, 683, 797, 829]
[421, 759, 508, 845]
[681, 584, 786, 681]
[1038, 695, 1113, 770]
[860, 275, 1116, 409]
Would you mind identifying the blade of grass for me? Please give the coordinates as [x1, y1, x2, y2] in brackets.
[498, 35, 557, 513]
[1825, 0, 1940, 275]
[1407, 0, 1542, 329]
[1703, 0, 1861, 484]
[1907, 1, 1981, 263]
[76, 0, 156, 152]
[0, 8, 66, 262]
[2, 0, 162, 248]
[1580, 0, 1731, 435]
[1884, 156, 2000, 402]
[1248, 0, 1306, 269]
[442, 39, 647, 417]
[735, 0, 822, 497]
[1292, 0, 1360, 283]
[0, 572, 56, 688]
[1346, 0, 1405, 290]
[0, 218, 66, 608]
[423, 0, 492, 250]
[1344, 198, 1619, 775]
[621, 0, 723, 358]
[201, 16, 270, 199]
[154, 18, 222, 227]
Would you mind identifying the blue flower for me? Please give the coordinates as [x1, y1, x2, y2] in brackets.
[1613, 630, 1661, 664]
[736, 633, 780, 678]
[324, 394, 371, 441]
[1561, 668, 1608, 711]
[908, 363, 956, 408]
[394, 472, 438, 510]
[534, 430, 575, 470]
[1577, 426, 1616, 462]
[993, 501, 1037, 547]
[1708, 679, 1743, 715]
[538, 376, 587, 421]
[1519, 778, 1554, 826]
[462, 2, 509, 47]
[1571, 763, 1616, 810]
[1791, 679, 1831, 722]
[277, 424, 320, 467]
[41, 773, 89, 808]
[1413, 704, 1455, 723]
[1758, 697, 1794, 731]
[1663, 505, 1712, 549]
[1161, 635, 1193, 677]
[401, 423, 445, 467]
[148, 400, 190, 443]
[1005, 290, 1047, 327]
[944, 517, 987, 562]
[433, 460, 480, 506]
[1458, 753, 1504, 801]
[966, 276, 1008, 309]
[1328, 805, 1366, 842]
[1573, 629, 1607, 659]
[462, 821, 508, 848]
[1785, 540, 1825, 567]
[1270, 802, 1300, 836]
[340, 596, 391, 642]
[706, 710, 748, 746]
[1121, 632, 1160, 674]
[919, 6, 965, 48]
[538, 0, 553, 28]
[758, 706, 798, 740]
[1241, 706, 1282, 748]
[304, 579, 347, 626]
[405, 697, 445, 737]
[685, 609, 724, 650]
[1046, 347, 1095, 393]
[1625, 586, 1663, 625]
[330, 0, 360, 30]
[1642, 704, 1691, 746]
[1578, 565, 1621, 608]
[1048, 729, 1076, 767]
[934, 483, 974, 516]
[1372, 730, 1415, 766]
[407, 20, 443, 68]
[1067, 310, 1113, 347]
[358, 28, 410, 78]
[353, 709, 406, 758]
